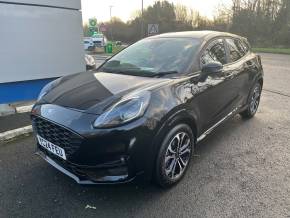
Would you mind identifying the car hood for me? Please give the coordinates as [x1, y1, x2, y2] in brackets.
[42, 71, 170, 114]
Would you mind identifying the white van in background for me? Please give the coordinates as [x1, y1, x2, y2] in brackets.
[92, 34, 108, 47]
[83, 38, 94, 50]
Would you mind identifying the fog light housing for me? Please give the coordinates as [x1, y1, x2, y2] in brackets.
[83, 166, 129, 182]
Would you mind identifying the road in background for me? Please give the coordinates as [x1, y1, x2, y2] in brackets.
[260, 53, 290, 96]
[1, 53, 290, 217]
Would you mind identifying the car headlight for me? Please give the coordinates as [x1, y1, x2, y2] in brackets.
[37, 78, 61, 101]
[93, 91, 151, 128]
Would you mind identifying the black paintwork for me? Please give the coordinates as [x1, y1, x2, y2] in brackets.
[32, 31, 264, 184]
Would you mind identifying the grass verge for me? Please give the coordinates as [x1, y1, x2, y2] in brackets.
[253, 48, 290, 55]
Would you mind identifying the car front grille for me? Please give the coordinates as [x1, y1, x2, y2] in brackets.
[31, 115, 83, 158]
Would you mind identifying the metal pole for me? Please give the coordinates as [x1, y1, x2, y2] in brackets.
[109, 5, 113, 19]
[109, 5, 113, 41]
[141, 0, 144, 38]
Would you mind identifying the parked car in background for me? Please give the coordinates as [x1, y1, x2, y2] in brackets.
[116, 41, 122, 46]
[83, 38, 94, 51]
[85, 54, 96, 70]
[92, 34, 107, 47]
[32, 31, 263, 188]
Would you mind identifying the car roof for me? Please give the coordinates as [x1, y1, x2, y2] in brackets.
[148, 31, 241, 41]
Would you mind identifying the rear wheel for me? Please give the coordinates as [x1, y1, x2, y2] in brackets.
[240, 82, 262, 119]
[155, 124, 194, 188]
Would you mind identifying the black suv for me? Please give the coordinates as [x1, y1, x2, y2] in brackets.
[32, 31, 263, 188]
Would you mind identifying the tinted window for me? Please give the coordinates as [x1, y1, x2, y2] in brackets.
[241, 40, 250, 53]
[201, 39, 227, 66]
[225, 38, 245, 62]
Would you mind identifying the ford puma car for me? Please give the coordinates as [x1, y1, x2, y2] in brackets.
[31, 31, 263, 187]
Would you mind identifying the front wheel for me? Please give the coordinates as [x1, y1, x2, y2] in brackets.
[240, 82, 262, 119]
[155, 124, 194, 188]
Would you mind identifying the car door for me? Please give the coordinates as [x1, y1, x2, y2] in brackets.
[223, 37, 252, 109]
[193, 37, 239, 132]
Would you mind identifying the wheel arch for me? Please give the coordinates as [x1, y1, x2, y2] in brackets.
[156, 108, 198, 144]
[166, 110, 198, 141]
[257, 77, 263, 88]
[245, 74, 263, 104]
[143, 108, 199, 181]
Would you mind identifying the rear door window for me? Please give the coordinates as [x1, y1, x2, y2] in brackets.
[225, 38, 246, 62]
[201, 38, 227, 66]
[241, 40, 250, 53]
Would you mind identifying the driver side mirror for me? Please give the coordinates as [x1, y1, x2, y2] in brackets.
[201, 61, 223, 75]
[199, 62, 223, 82]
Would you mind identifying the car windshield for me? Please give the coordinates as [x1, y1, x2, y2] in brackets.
[99, 37, 200, 77]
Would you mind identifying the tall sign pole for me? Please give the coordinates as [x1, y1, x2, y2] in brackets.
[109, 5, 113, 19]
[141, 0, 144, 38]
[109, 5, 114, 40]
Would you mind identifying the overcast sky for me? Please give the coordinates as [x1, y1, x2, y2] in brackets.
[81, 0, 232, 23]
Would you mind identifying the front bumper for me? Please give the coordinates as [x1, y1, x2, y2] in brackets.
[36, 150, 135, 184]
[31, 103, 159, 184]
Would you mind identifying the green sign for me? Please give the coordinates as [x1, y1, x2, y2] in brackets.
[88, 18, 98, 36]
[89, 18, 97, 27]
[89, 27, 95, 33]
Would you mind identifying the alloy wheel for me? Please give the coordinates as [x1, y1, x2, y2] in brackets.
[164, 132, 192, 180]
[250, 85, 261, 115]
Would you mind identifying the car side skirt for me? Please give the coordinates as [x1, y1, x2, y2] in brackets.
[197, 106, 242, 143]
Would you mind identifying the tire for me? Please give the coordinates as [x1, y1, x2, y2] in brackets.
[155, 124, 194, 188]
[240, 82, 262, 119]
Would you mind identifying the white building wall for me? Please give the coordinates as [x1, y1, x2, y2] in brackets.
[0, 0, 85, 83]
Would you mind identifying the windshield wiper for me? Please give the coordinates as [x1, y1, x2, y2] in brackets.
[100, 68, 178, 78]
[154, 71, 179, 78]
[101, 67, 138, 75]
[101, 68, 155, 77]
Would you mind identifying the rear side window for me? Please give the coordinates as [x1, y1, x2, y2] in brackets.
[241, 39, 250, 53]
[201, 39, 227, 66]
[225, 38, 246, 62]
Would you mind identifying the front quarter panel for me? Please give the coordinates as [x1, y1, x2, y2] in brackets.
[145, 76, 203, 139]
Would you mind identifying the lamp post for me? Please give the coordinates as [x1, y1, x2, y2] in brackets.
[109, 5, 113, 40]
[141, 0, 144, 38]
[109, 5, 113, 20]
